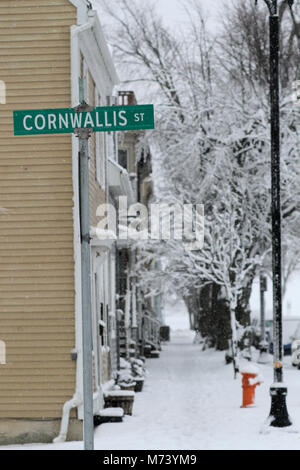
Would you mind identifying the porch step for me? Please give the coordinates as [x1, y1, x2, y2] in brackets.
[150, 350, 160, 358]
[94, 407, 124, 426]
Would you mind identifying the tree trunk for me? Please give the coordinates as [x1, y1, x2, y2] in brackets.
[229, 300, 239, 379]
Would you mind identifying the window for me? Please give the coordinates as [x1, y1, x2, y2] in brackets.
[118, 149, 128, 170]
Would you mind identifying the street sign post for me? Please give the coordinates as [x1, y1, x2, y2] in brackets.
[13, 101, 154, 450]
[13, 104, 154, 136]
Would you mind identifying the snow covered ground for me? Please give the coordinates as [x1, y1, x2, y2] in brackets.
[2, 327, 300, 451]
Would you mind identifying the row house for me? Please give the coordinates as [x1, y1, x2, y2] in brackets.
[0, 0, 162, 445]
[0, 0, 121, 445]
[116, 91, 163, 361]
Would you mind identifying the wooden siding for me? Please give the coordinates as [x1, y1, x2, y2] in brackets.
[0, 0, 77, 419]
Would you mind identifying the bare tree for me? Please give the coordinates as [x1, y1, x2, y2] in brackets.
[97, 0, 300, 361]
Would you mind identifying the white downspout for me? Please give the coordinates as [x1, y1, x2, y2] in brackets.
[53, 393, 82, 443]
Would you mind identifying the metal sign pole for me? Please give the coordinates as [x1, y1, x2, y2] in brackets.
[262, 0, 292, 427]
[75, 102, 94, 450]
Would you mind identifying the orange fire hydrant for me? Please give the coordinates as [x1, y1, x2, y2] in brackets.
[241, 372, 261, 408]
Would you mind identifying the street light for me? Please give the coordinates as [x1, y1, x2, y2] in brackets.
[256, 0, 293, 427]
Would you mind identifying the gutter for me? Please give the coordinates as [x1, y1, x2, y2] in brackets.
[53, 393, 82, 443]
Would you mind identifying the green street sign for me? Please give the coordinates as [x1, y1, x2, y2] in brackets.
[13, 104, 154, 136]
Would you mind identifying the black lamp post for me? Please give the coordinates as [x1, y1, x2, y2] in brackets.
[257, 0, 293, 427]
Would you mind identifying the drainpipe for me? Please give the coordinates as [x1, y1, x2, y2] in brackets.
[53, 393, 82, 443]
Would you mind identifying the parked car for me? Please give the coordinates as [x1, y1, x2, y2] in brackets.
[268, 317, 300, 356]
[291, 340, 300, 367]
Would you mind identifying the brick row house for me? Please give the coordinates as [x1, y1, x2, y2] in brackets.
[0, 0, 162, 445]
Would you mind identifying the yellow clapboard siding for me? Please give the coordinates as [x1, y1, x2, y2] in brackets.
[1, 363, 74, 371]
[0, 204, 73, 210]
[0, 148, 71, 155]
[0, 303, 74, 312]
[0, 25, 73, 33]
[0, 31, 70, 40]
[0, 302, 75, 309]
[0, 135, 70, 142]
[0, 158, 72, 166]
[1, 316, 74, 324]
[0, 207, 72, 217]
[0, 190, 72, 198]
[0, 199, 72, 207]
[0, 411, 70, 419]
[0, 234, 73, 243]
[5, 80, 70, 88]
[0, 386, 74, 397]
[0, 70, 70, 80]
[0, 366, 75, 375]
[0, 137, 71, 144]
[0, 184, 72, 192]
[7, 91, 72, 101]
[4, 339, 75, 347]
[0, 7, 74, 15]
[0, 320, 74, 326]
[0, 199, 72, 208]
[0, 275, 74, 282]
[5, 347, 74, 356]
[0, 17, 76, 25]
[0, 40, 70, 50]
[1, 49, 70, 59]
[0, 51, 71, 63]
[0, 230, 72, 238]
[0, 399, 75, 407]
[0, 1, 74, 8]
[0, 194, 72, 202]
[0, 140, 71, 148]
[0, 219, 73, 228]
[3, 330, 74, 338]
[0, 0, 78, 421]
[0, 172, 72, 182]
[0, 289, 74, 300]
[0, 240, 73, 249]
[0, 255, 73, 270]
[5, 348, 74, 355]
[8, 89, 72, 98]
[0, 162, 71, 169]
[0, 403, 71, 411]
[3, 96, 71, 105]
[0, 387, 73, 395]
[0, 285, 74, 296]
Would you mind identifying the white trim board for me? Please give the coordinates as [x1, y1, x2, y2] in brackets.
[71, 25, 84, 420]
[76, 12, 119, 96]
[68, 0, 90, 25]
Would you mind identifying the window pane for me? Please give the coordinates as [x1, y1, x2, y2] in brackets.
[118, 149, 128, 170]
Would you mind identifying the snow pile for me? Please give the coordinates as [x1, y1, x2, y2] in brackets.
[104, 391, 135, 398]
[2, 329, 300, 450]
[99, 408, 124, 418]
[239, 363, 260, 375]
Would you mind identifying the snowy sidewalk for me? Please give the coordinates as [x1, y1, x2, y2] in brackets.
[2, 329, 300, 450]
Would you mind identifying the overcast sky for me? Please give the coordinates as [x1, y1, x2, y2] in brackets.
[155, 0, 224, 32]
[94, 0, 225, 35]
